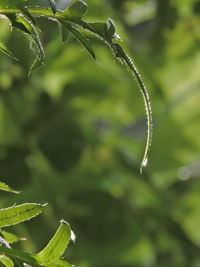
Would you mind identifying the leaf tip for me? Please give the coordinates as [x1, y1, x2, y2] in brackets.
[14, 190, 21, 194]
[60, 219, 69, 225]
[48, 0, 57, 14]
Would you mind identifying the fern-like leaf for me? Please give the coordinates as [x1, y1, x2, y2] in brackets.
[0, 203, 46, 228]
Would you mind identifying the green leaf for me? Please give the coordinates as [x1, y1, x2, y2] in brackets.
[66, 25, 96, 59]
[106, 18, 115, 38]
[88, 21, 113, 40]
[16, 15, 45, 71]
[19, 5, 36, 25]
[37, 220, 71, 264]
[0, 203, 46, 228]
[88, 22, 107, 36]
[1, 230, 22, 244]
[58, 22, 69, 42]
[48, 0, 57, 14]
[0, 246, 39, 267]
[62, 0, 87, 19]
[6, 14, 31, 34]
[5, 13, 45, 72]
[0, 255, 14, 267]
[0, 181, 19, 194]
[87, 20, 117, 41]
[0, 42, 19, 61]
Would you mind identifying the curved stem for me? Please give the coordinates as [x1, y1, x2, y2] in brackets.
[117, 47, 153, 174]
[0, 6, 153, 174]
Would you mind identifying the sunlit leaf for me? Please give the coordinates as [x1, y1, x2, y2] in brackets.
[0, 181, 19, 194]
[6, 14, 31, 34]
[0, 203, 46, 227]
[37, 220, 71, 263]
[0, 255, 14, 267]
[19, 5, 36, 25]
[0, 246, 38, 266]
[67, 25, 96, 59]
[1, 230, 23, 244]
[14, 14, 45, 72]
[4, 12, 45, 72]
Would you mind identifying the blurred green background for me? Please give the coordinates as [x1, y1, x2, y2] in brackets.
[1, 0, 200, 266]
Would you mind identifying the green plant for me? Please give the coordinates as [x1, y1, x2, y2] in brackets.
[0, 181, 73, 266]
[0, 0, 153, 174]
[0, 0, 153, 266]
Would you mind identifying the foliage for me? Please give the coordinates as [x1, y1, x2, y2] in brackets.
[0, 0, 200, 266]
[0, 182, 73, 266]
[0, 0, 152, 173]
[0, 1, 153, 266]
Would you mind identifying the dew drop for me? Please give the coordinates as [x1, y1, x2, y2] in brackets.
[142, 157, 148, 167]
[71, 229, 76, 243]
[140, 157, 148, 175]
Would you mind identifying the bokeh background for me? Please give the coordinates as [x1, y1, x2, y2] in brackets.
[1, 0, 200, 266]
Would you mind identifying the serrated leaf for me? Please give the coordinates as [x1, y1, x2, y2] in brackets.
[67, 26, 95, 59]
[13, 14, 44, 55]
[63, 0, 87, 19]
[37, 220, 71, 264]
[29, 30, 45, 72]
[0, 203, 46, 228]
[5, 13, 45, 73]
[0, 0, 152, 173]
[6, 14, 31, 34]
[0, 255, 14, 267]
[0, 181, 19, 194]
[48, 0, 57, 14]
[0, 42, 19, 61]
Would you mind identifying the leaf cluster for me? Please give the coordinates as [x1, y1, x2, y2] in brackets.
[0, 0, 152, 173]
[0, 182, 73, 267]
